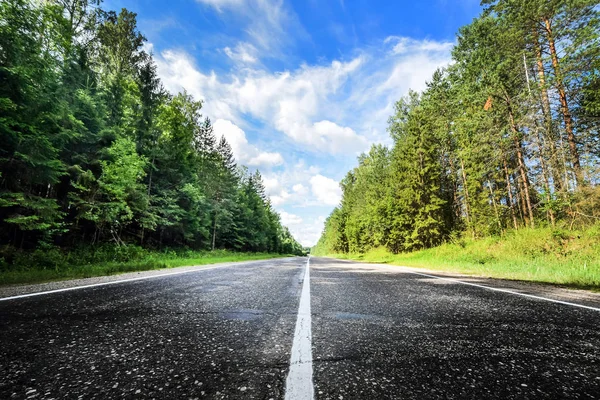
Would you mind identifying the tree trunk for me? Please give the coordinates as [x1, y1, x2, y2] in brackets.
[448, 157, 461, 222]
[507, 105, 535, 228]
[543, 18, 583, 186]
[503, 157, 519, 230]
[487, 181, 502, 233]
[533, 28, 563, 193]
[515, 137, 535, 228]
[534, 127, 556, 226]
[516, 174, 528, 225]
[460, 158, 473, 236]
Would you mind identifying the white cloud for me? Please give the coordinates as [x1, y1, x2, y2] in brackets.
[263, 177, 281, 193]
[151, 34, 455, 244]
[310, 120, 368, 153]
[270, 190, 291, 206]
[279, 211, 303, 226]
[154, 50, 369, 155]
[154, 50, 236, 122]
[263, 177, 291, 206]
[248, 152, 284, 167]
[223, 42, 258, 64]
[195, 0, 303, 56]
[152, 34, 453, 156]
[196, 0, 245, 12]
[292, 183, 308, 196]
[379, 53, 450, 94]
[310, 174, 342, 206]
[286, 215, 326, 247]
[213, 119, 284, 167]
[229, 56, 367, 154]
[261, 161, 323, 207]
[385, 36, 454, 55]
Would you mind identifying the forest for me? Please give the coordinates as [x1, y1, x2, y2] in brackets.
[314, 0, 600, 260]
[0, 0, 304, 273]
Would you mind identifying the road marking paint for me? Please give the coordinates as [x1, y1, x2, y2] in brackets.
[0, 261, 274, 302]
[285, 256, 314, 400]
[365, 263, 600, 312]
[407, 270, 600, 312]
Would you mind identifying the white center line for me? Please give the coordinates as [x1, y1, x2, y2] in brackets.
[285, 256, 314, 400]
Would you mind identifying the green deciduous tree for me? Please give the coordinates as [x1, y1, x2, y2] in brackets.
[315, 1, 600, 257]
[0, 0, 303, 258]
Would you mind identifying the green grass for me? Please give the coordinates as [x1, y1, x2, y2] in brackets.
[320, 226, 600, 290]
[0, 250, 290, 286]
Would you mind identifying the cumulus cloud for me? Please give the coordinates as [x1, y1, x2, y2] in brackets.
[309, 120, 368, 153]
[263, 177, 280, 194]
[292, 183, 309, 196]
[230, 57, 367, 154]
[286, 215, 326, 247]
[262, 176, 287, 206]
[261, 161, 322, 207]
[213, 119, 284, 167]
[152, 33, 454, 156]
[270, 191, 291, 206]
[379, 53, 450, 94]
[150, 34, 455, 239]
[310, 175, 342, 206]
[279, 211, 303, 226]
[154, 50, 369, 155]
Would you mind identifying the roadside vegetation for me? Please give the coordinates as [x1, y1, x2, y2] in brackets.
[313, 1, 600, 289]
[320, 226, 600, 290]
[0, 247, 290, 285]
[0, 0, 305, 282]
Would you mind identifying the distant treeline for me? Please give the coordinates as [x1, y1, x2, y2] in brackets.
[0, 0, 304, 258]
[314, 0, 600, 255]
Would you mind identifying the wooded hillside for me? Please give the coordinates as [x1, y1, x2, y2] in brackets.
[315, 0, 600, 255]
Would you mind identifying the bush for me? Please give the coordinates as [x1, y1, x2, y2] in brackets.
[0, 244, 149, 272]
[323, 224, 600, 289]
[0, 245, 286, 285]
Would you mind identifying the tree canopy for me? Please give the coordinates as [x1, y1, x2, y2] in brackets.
[0, 0, 304, 257]
[314, 0, 600, 255]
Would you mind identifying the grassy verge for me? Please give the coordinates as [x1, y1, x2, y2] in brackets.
[318, 226, 600, 290]
[0, 250, 290, 286]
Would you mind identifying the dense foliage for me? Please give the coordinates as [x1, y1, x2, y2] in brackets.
[0, 0, 304, 262]
[314, 0, 600, 255]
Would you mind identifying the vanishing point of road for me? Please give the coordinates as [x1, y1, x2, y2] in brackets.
[1, 257, 599, 399]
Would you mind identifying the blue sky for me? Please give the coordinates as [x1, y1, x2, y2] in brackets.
[104, 0, 482, 246]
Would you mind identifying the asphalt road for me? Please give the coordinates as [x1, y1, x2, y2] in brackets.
[1, 257, 599, 399]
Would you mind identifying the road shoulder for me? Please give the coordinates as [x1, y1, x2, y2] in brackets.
[0, 257, 300, 300]
[317, 257, 600, 310]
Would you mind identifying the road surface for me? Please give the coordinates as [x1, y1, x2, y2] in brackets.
[1, 257, 599, 399]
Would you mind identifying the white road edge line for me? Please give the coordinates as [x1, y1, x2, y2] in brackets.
[285, 256, 314, 400]
[0, 261, 269, 302]
[369, 264, 600, 312]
